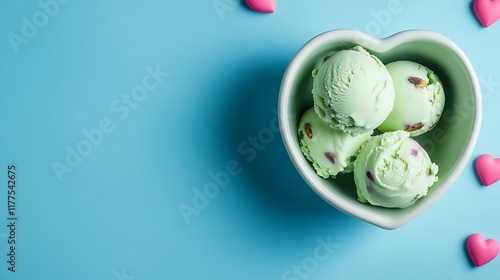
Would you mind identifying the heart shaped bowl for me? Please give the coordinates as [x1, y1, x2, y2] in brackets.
[278, 30, 482, 229]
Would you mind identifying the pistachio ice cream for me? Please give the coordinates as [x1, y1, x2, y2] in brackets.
[377, 60, 445, 136]
[353, 130, 439, 208]
[312, 46, 395, 136]
[298, 108, 372, 179]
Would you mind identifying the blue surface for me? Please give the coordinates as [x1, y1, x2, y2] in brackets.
[1, 0, 499, 279]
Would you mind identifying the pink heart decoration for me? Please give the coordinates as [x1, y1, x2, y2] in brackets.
[246, 0, 275, 13]
[467, 234, 499, 267]
[475, 154, 500, 186]
[474, 0, 500, 27]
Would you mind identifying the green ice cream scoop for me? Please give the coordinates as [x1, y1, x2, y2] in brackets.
[377, 61, 445, 137]
[312, 46, 395, 136]
[298, 108, 372, 179]
[353, 130, 438, 208]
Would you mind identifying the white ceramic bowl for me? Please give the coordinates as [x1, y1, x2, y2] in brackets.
[278, 30, 482, 229]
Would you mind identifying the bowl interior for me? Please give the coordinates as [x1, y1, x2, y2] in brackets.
[281, 30, 481, 229]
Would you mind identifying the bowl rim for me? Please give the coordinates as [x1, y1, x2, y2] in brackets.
[278, 29, 482, 229]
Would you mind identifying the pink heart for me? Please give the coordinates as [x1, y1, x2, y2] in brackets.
[474, 0, 500, 27]
[246, 0, 275, 13]
[467, 234, 499, 267]
[475, 154, 500, 186]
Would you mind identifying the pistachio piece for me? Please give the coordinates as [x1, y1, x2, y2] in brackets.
[408, 76, 427, 88]
[325, 152, 335, 164]
[366, 171, 374, 182]
[405, 122, 424, 132]
[305, 123, 313, 139]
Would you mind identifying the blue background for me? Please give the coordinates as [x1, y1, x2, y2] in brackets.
[0, 0, 499, 279]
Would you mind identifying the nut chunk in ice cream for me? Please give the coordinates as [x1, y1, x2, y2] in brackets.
[312, 46, 395, 136]
[377, 60, 445, 137]
[353, 130, 438, 208]
[298, 108, 372, 179]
